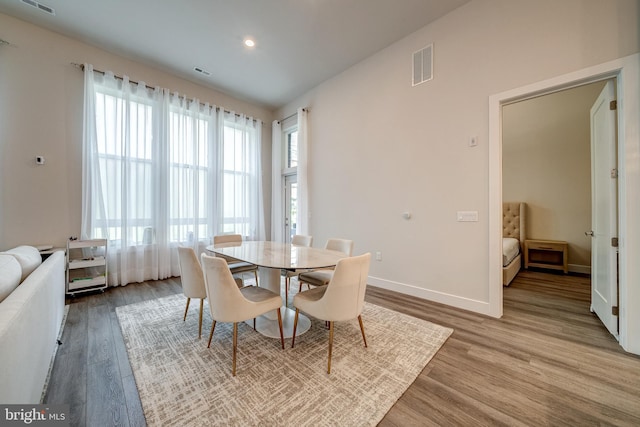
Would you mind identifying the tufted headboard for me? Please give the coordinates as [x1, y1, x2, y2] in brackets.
[503, 202, 526, 249]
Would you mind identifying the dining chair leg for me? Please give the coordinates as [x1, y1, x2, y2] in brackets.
[232, 322, 238, 376]
[198, 299, 204, 339]
[254, 270, 259, 286]
[291, 309, 299, 348]
[298, 281, 309, 293]
[253, 318, 256, 330]
[276, 308, 285, 349]
[207, 320, 217, 348]
[328, 321, 334, 374]
[358, 315, 368, 348]
[183, 297, 191, 321]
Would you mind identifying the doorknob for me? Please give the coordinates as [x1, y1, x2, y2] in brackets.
[585, 230, 594, 236]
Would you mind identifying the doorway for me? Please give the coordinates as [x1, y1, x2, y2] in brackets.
[488, 53, 640, 354]
[501, 80, 618, 337]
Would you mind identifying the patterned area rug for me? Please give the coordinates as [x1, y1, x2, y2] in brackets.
[116, 293, 453, 426]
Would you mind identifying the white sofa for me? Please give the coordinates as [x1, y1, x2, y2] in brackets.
[0, 246, 65, 403]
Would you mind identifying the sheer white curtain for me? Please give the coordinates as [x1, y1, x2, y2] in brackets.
[82, 64, 263, 286]
[217, 111, 265, 240]
[297, 108, 309, 235]
[82, 67, 172, 285]
[166, 93, 218, 253]
[271, 120, 284, 242]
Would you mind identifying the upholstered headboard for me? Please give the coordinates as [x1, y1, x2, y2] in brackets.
[503, 202, 526, 248]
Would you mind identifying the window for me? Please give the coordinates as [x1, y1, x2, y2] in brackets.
[218, 112, 263, 239]
[83, 67, 263, 286]
[222, 123, 250, 235]
[287, 129, 298, 169]
[168, 110, 211, 244]
[281, 120, 298, 241]
[91, 88, 263, 246]
[93, 90, 154, 245]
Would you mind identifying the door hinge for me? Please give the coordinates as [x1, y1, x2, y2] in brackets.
[611, 168, 618, 179]
[611, 237, 619, 247]
[610, 100, 617, 110]
[612, 306, 619, 316]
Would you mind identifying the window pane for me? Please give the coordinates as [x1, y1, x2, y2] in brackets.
[168, 109, 211, 243]
[220, 120, 257, 237]
[288, 130, 298, 168]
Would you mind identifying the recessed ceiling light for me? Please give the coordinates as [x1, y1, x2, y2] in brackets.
[243, 38, 255, 48]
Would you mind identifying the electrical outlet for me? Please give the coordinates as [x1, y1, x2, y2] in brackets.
[375, 251, 382, 261]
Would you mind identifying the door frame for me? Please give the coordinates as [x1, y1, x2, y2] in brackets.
[488, 53, 640, 354]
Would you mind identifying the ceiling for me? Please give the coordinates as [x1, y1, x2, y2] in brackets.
[0, 0, 469, 109]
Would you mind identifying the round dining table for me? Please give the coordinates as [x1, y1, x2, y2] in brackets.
[205, 241, 348, 338]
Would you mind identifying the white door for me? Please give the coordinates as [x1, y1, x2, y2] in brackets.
[589, 80, 618, 338]
[284, 175, 298, 243]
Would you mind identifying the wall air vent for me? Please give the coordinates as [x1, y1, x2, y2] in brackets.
[20, 0, 56, 15]
[412, 44, 433, 86]
[194, 67, 211, 76]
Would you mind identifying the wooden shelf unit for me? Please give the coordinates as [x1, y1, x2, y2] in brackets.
[66, 239, 108, 295]
[524, 239, 568, 274]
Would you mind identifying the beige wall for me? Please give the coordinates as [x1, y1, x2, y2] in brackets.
[2, 0, 639, 312]
[276, 0, 639, 308]
[0, 13, 274, 250]
[503, 81, 606, 271]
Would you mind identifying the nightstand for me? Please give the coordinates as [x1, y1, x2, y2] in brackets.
[524, 239, 568, 274]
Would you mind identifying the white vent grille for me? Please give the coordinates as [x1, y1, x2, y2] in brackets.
[194, 67, 211, 76]
[20, 0, 55, 15]
[412, 44, 433, 86]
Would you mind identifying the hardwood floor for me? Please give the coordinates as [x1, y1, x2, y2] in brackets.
[44, 270, 640, 426]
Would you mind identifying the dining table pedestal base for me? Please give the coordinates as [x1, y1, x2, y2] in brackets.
[247, 266, 311, 338]
[249, 306, 311, 339]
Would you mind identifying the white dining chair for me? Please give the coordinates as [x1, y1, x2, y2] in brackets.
[297, 238, 354, 292]
[284, 234, 313, 304]
[213, 234, 259, 286]
[201, 253, 285, 376]
[177, 246, 208, 339]
[292, 252, 371, 374]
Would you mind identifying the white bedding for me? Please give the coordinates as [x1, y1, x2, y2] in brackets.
[503, 237, 520, 267]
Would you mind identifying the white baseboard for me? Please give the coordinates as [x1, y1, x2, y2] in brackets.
[367, 275, 494, 317]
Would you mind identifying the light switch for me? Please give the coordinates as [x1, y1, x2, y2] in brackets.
[457, 211, 479, 222]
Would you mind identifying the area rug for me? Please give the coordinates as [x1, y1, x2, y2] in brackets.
[116, 294, 453, 426]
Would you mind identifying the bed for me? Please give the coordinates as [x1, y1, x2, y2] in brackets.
[503, 202, 526, 286]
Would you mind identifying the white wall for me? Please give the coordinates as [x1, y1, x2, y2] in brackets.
[503, 82, 605, 271]
[276, 0, 639, 314]
[0, 13, 274, 250]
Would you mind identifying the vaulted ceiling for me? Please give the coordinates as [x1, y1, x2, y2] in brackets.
[0, 0, 470, 108]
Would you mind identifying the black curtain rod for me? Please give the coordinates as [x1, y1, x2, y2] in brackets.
[279, 108, 307, 124]
[71, 62, 258, 122]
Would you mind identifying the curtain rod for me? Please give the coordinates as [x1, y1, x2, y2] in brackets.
[279, 108, 307, 124]
[71, 62, 259, 122]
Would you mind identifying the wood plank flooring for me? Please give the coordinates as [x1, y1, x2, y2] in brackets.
[44, 270, 640, 426]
